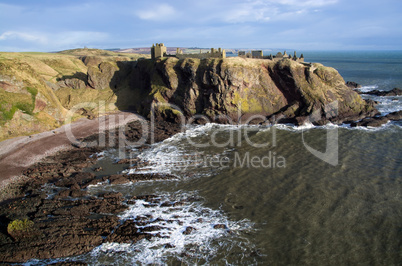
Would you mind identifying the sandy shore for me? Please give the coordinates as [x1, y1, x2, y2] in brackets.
[0, 111, 142, 189]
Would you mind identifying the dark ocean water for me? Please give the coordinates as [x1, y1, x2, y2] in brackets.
[28, 52, 402, 265]
[304, 50, 402, 91]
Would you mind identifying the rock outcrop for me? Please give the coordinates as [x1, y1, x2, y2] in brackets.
[345, 81, 362, 89]
[358, 88, 402, 96]
[350, 110, 402, 127]
[0, 49, 380, 141]
[132, 57, 377, 125]
[0, 50, 143, 141]
[0, 120, 185, 263]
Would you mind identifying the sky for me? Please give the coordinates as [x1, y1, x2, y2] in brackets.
[0, 0, 401, 52]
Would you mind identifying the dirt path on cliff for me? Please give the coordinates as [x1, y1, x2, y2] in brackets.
[0, 112, 143, 188]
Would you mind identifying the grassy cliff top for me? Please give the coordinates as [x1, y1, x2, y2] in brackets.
[0, 49, 149, 82]
[58, 48, 150, 58]
[0, 48, 151, 141]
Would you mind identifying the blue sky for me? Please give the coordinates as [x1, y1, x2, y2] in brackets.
[0, 0, 401, 51]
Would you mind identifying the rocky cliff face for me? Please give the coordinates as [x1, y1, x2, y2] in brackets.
[133, 57, 376, 125]
[0, 50, 376, 141]
[0, 51, 143, 141]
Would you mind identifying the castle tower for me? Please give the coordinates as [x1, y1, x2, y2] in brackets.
[176, 48, 183, 55]
[151, 43, 167, 59]
[221, 49, 226, 58]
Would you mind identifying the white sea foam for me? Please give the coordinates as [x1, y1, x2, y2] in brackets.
[358, 85, 379, 92]
[356, 83, 401, 115]
[23, 191, 256, 265]
[125, 124, 234, 177]
[128, 121, 401, 176]
[89, 192, 255, 264]
[90, 150, 107, 159]
[90, 149, 122, 161]
[121, 116, 401, 179]
[274, 121, 401, 132]
[272, 122, 343, 132]
[361, 95, 402, 115]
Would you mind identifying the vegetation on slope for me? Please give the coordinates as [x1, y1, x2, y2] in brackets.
[0, 48, 374, 141]
[0, 49, 149, 141]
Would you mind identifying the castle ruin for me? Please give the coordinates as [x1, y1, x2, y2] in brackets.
[151, 43, 226, 60]
[151, 43, 167, 59]
[238, 49, 304, 62]
[151, 43, 303, 62]
[175, 47, 226, 59]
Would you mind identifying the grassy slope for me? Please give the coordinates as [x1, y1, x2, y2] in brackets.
[0, 50, 368, 141]
[0, 49, 149, 141]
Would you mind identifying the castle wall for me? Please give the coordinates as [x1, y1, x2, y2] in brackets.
[238, 50, 263, 59]
[151, 43, 304, 62]
[252, 50, 263, 58]
[152, 44, 225, 60]
[176, 52, 225, 60]
[175, 48, 225, 59]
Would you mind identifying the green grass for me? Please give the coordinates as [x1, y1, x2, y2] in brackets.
[20, 52, 54, 55]
[0, 87, 37, 124]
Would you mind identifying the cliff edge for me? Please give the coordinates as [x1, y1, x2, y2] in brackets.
[0, 51, 376, 141]
[135, 57, 376, 125]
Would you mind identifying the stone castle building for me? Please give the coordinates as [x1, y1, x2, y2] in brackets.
[151, 43, 167, 59]
[238, 50, 304, 62]
[175, 47, 226, 59]
[151, 43, 225, 60]
[151, 43, 303, 62]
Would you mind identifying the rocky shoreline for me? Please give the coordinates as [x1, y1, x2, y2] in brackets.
[0, 83, 401, 263]
[344, 82, 402, 127]
[0, 119, 184, 263]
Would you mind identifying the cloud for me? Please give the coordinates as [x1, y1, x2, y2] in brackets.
[0, 31, 47, 43]
[272, 0, 338, 7]
[0, 30, 109, 51]
[136, 4, 177, 21]
[220, 0, 337, 23]
[55, 31, 109, 47]
[223, 4, 273, 23]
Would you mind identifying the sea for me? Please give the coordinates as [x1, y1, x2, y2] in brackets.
[27, 51, 402, 265]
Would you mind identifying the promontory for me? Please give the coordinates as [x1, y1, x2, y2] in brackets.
[0, 48, 377, 141]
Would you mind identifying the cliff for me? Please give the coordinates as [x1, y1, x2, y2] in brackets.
[0, 50, 146, 141]
[0, 50, 376, 141]
[134, 57, 376, 124]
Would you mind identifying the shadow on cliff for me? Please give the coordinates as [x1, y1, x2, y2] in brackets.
[169, 59, 227, 118]
[54, 59, 153, 117]
[56, 72, 88, 83]
[110, 61, 151, 113]
[267, 64, 303, 108]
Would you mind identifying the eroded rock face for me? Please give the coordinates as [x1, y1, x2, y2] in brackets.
[132, 58, 377, 125]
[87, 62, 119, 90]
[56, 78, 87, 90]
[0, 54, 382, 142]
